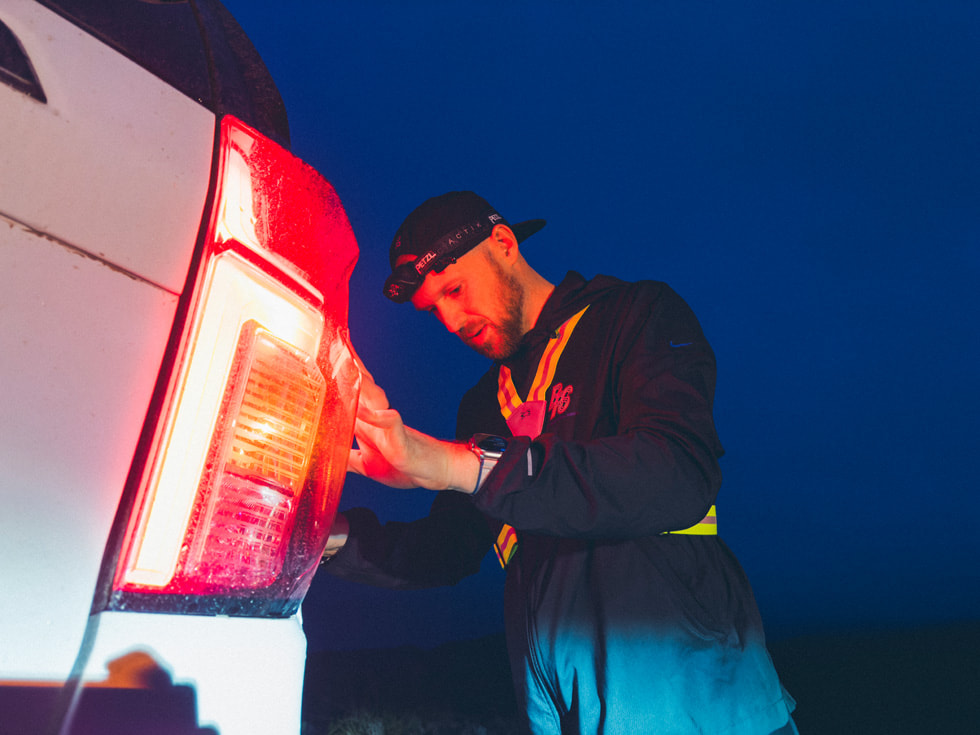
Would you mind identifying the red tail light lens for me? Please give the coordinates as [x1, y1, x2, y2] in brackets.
[108, 116, 358, 615]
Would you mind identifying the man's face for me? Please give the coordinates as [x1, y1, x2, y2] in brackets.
[408, 242, 526, 360]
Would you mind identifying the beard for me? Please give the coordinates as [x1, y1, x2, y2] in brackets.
[473, 257, 526, 360]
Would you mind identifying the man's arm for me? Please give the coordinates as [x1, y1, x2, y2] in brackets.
[319, 492, 494, 588]
[319, 347, 489, 575]
[347, 403, 481, 494]
[345, 353, 481, 494]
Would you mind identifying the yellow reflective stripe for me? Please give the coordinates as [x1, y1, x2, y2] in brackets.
[496, 367, 521, 421]
[496, 306, 590, 417]
[493, 306, 590, 569]
[527, 306, 589, 403]
[664, 505, 717, 535]
[495, 524, 518, 567]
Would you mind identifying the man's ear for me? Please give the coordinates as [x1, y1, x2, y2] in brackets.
[489, 224, 520, 263]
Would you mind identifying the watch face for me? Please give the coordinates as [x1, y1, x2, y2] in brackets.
[475, 434, 509, 455]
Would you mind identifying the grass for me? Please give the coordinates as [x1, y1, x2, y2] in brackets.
[303, 708, 518, 735]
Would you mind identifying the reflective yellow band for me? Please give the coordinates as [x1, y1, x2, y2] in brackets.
[496, 505, 717, 569]
[664, 505, 717, 535]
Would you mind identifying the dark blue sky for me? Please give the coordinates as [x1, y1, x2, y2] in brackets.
[228, 1, 980, 651]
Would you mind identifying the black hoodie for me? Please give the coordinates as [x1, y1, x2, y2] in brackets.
[328, 272, 796, 734]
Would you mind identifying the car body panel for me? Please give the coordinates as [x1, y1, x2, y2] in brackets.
[1, 2, 350, 733]
[0, 0, 215, 293]
[78, 612, 307, 734]
[0, 216, 179, 680]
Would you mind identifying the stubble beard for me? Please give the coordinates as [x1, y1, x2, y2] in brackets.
[474, 260, 526, 361]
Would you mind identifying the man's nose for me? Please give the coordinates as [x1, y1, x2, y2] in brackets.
[432, 304, 463, 334]
[433, 303, 465, 334]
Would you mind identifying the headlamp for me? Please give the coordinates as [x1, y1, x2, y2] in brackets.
[383, 252, 461, 303]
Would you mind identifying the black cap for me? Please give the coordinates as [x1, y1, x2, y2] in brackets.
[383, 191, 545, 303]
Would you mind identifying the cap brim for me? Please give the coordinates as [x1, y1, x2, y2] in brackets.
[511, 219, 546, 243]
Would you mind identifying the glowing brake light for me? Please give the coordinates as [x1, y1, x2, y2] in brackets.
[108, 116, 358, 613]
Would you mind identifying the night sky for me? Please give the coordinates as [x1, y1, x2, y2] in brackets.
[227, 1, 980, 652]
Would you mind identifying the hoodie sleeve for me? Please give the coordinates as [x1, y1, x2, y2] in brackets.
[469, 282, 725, 539]
[321, 489, 495, 589]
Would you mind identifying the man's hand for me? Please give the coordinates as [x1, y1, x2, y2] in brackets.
[346, 345, 480, 493]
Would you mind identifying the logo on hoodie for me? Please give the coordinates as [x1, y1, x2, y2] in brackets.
[549, 382, 574, 420]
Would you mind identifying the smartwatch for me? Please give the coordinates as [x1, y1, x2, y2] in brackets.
[467, 433, 508, 494]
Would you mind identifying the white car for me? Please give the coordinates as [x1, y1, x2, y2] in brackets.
[0, 1, 359, 733]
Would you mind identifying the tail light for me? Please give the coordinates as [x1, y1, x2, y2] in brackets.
[105, 116, 359, 616]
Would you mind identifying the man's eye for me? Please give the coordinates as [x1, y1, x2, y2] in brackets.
[448, 285, 462, 296]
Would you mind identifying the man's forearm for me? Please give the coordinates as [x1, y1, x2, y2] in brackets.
[403, 428, 481, 494]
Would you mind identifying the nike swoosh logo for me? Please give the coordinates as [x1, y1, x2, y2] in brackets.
[670, 341, 693, 348]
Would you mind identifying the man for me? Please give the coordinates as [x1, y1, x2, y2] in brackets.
[322, 191, 798, 734]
